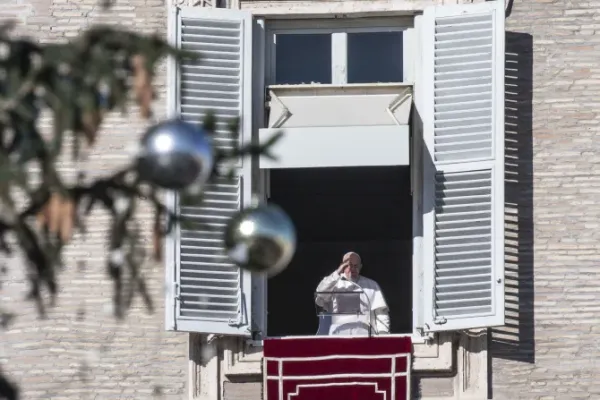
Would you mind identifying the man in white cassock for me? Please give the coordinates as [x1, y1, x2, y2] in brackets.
[315, 252, 390, 336]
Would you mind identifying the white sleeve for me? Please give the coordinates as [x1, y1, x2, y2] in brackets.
[374, 309, 390, 334]
[371, 283, 389, 311]
[371, 283, 390, 334]
[315, 271, 340, 308]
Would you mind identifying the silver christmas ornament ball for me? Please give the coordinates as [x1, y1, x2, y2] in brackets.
[136, 119, 213, 191]
[224, 203, 296, 277]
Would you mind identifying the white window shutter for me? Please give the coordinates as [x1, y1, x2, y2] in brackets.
[165, 6, 254, 336]
[420, 1, 505, 332]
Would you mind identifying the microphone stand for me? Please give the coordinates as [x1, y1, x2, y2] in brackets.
[339, 276, 373, 337]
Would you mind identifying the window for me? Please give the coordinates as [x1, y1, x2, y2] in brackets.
[265, 19, 412, 337]
[165, 2, 507, 339]
[274, 33, 332, 84]
[267, 19, 410, 85]
[266, 166, 413, 337]
[347, 31, 403, 83]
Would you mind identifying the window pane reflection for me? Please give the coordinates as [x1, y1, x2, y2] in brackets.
[347, 31, 403, 84]
[275, 34, 332, 84]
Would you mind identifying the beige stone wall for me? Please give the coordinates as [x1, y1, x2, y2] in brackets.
[490, 0, 600, 399]
[0, 1, 188, 399]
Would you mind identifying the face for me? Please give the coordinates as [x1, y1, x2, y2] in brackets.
[343, 253, 361, 280]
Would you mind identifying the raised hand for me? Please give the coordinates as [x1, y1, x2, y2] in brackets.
[336, 261, 349, 275]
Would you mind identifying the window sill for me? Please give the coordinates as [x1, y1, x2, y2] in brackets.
[247, 331, 429, 346]
[225, 360, 263, 377]
[269, 82, 413, 90]
[224, 339, 264, 377]
[225, 332, 453, 377]
[412, 332, 453, 371]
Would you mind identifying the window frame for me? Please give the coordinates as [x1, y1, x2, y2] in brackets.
[254, 16, 424, 342]
[164, 3, 506, 375]
[265, 17, 415, 86]
[166, 3, 504, 341]
[260, 167, 423, 342]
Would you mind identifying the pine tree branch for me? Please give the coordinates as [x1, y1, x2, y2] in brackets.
[0, 65, 40, 124]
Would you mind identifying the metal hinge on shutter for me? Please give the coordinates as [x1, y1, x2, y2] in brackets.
[173, 281, 180, 330]
[416, 326, 435, 342]
[174, 282, 181, 302]
[228, 317, 243, 327]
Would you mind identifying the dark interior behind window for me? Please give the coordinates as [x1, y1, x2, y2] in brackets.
[347, 31, 403, 83]
[267, 166, 413, 337]
[275, 33, 332, 84]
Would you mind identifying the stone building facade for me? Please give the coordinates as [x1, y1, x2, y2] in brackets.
[0, 0, 598, 399]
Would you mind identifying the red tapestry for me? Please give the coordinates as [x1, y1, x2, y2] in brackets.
[264, 336, 412, 400]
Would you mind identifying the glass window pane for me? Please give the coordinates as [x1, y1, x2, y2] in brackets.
[275, 34, 332, 84]
[347, 31, 403, 84]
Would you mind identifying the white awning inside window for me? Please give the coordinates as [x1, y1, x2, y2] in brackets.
[259, 83, 413, 169]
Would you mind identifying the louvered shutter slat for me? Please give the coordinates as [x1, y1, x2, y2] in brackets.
[434, 170, 493, 318]
[433, 12, 494, 164]
[421, 2, 505, 332]
[166, 7, 253, 336]
[180, 16, 242, 152]
[179, 194, 241, 322]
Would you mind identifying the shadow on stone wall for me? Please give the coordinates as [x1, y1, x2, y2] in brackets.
[488, 30, 535, 395]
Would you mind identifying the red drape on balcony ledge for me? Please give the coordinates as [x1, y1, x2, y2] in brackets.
[264, 336, 412, 400]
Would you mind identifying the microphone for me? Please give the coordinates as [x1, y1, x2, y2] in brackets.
[339, 276, 391, 335]
[340, 276, 365, 295]
[338, 275, 374, 336]
[345, 276, 390, 335]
